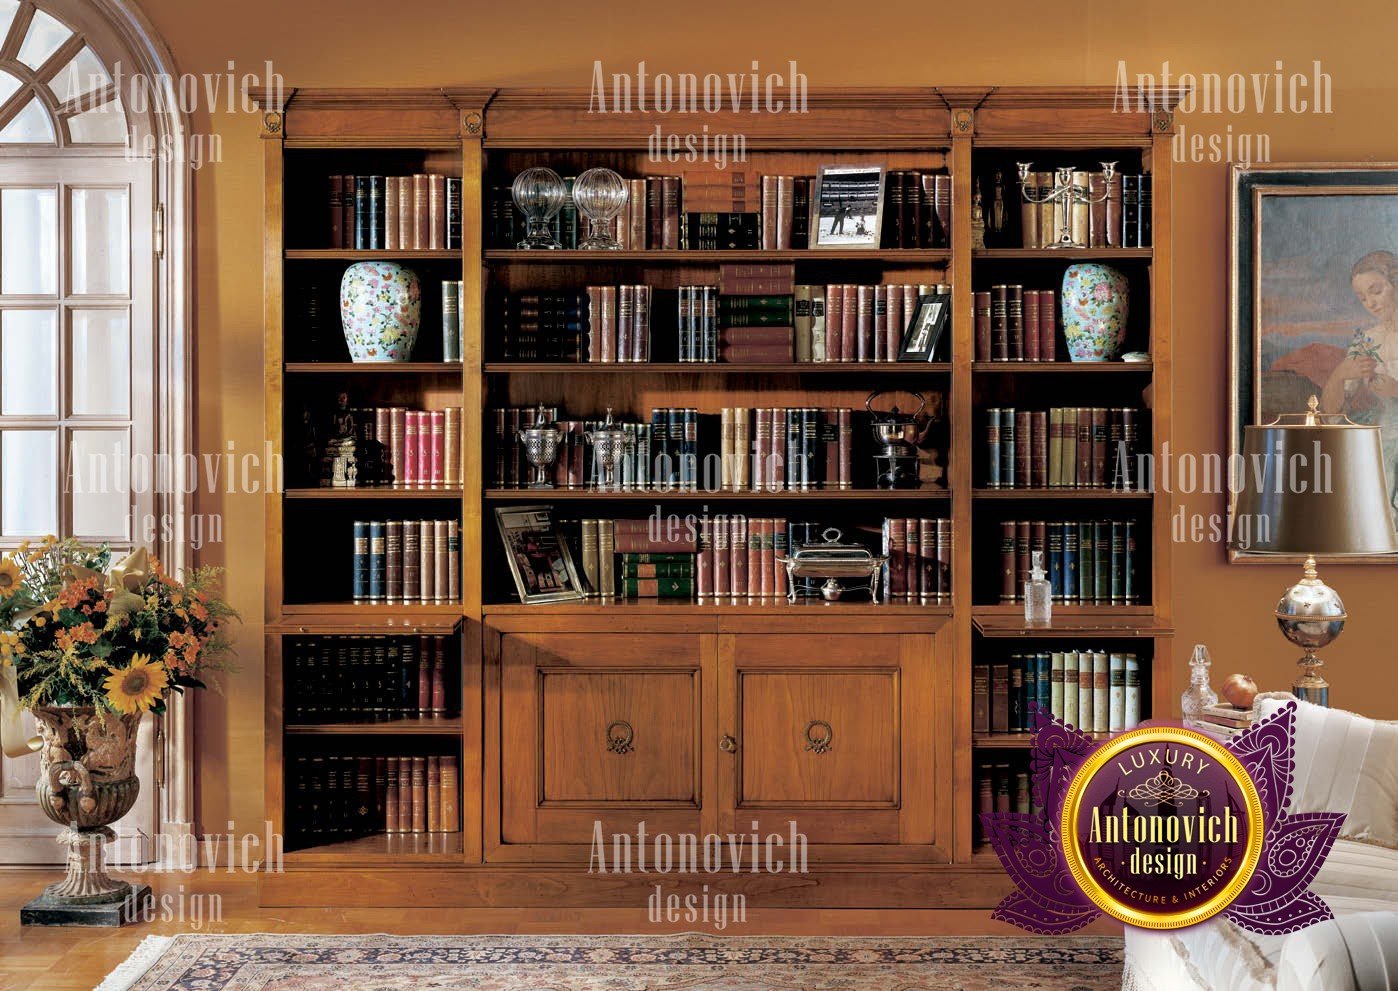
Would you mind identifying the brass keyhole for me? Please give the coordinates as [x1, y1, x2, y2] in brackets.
[804, 720, 833, 754]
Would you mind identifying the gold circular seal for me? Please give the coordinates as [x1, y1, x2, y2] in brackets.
[1059, 726, 1266, 929]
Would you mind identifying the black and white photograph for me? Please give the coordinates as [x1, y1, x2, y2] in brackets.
[810, 164, 884, 248]
[899, 292, 951, 361]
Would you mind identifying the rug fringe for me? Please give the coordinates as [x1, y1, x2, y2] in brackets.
[94, 935, 173, 991]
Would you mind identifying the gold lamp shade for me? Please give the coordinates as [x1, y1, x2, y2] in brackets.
[1230, 400, 1398, 556]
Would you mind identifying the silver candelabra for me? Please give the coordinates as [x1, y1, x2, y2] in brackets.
[1015, 161, 1116, 249]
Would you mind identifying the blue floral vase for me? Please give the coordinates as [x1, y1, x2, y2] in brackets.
[1061, 263, 1129, 362]
[339, 262, 421, 362]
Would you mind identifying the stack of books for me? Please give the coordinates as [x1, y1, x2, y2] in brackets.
[1190, 703, 1256, 739]
[882, 517, 953, 602]
[999, 519, 1138, 605]
[973, 651, 1143, 735]
[498, 291, 587, 361]
[821, 282, 950, 363]
[984, 406, 1144, 490]
[327, 174, 460, 250]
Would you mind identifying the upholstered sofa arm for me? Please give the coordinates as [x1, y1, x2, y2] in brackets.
[1275, 911, 1398, 991]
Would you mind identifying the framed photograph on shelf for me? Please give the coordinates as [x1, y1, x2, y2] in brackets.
[898, 292, 951, 362]
[494, 505, 586, 603]
[1229, 162, 1398, 561]
[810, 165, 884, 248]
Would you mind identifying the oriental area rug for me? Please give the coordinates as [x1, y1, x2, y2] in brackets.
[97, 933, 1124, 991]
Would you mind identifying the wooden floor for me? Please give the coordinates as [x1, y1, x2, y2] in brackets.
[0, 868, 1121, 990]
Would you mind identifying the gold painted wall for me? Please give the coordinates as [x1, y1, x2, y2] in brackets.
[136, 0, 1398, 840]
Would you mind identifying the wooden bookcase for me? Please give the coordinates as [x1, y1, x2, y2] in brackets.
[260, 86, 1180, 907]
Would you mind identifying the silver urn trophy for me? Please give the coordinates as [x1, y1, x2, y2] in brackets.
[586, 408, 631, 491]
[517, 403, 563, 489]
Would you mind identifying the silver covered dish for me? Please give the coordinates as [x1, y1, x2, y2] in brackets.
[777, 527, 887, 603]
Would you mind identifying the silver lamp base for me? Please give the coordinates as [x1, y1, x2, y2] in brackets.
[1274, 555, 1345, 708]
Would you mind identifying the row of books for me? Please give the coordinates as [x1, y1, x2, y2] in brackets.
[350, 519, 462, 603]
[1018, 170, 1152, 249]
[999, 519, 1139, 605]
[284, 635, 454, 724]
[984, 407, 1143, 490]
[287, 754, 460, 837]
[576, 517, 791, 600]
[973, 651, 1144, 735]
[882, 517, 953, 602]
[326, 174, 462, 251]
[976, 760, 1042, 824]
[811, 282, 950, 363]
[974, 286, 1058, 363]
[881, 170, 953, 249]
[344, 406, 463, 488]
[487, 406, 856, 492]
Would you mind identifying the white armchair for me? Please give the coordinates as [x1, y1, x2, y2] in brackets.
[1124, 692, 1398, 990]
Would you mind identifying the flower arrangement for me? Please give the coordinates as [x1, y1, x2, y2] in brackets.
[0, 537, 234, 715]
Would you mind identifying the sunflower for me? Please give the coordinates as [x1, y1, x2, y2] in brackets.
[102, 654, 169, 714]
[0, 558, 20, 599]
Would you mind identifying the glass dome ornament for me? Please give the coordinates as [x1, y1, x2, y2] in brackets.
[1181, 643, 1219, 722]
[511, 167, 566, 249]
[572, 167, 628, 249]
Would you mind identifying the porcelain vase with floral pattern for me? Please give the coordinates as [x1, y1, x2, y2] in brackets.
[1061, 263, 1129, 362]
[339, 262, 421, 362]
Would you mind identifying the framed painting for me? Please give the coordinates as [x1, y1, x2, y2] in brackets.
[1229, 162, 1398, 562]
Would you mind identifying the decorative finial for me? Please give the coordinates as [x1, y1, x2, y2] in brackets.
[1306, 394, 1320, 425]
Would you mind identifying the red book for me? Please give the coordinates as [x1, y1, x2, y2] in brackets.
[904, 517, 919, 597]
[919, 518, 937, 601]
[1023, 290, 1041, 362]
[715, 515, 731, 595]
[403, 411, 420, 486]
[1038, 289, 1057, 361]
[427, 410, 444, 485]
[720, 344, 794, 364]
[697, 518, 714, 597]
[414, 413, 430, 488]
[384, 757, 401, 833]
[766, 408, 786, 490]
[719, 326, 794, 346]
[840, 284, 857, 363]
[856, 285, 874, 362]
[430, 639, 447, 716]
[824, 285, 844, 362]
[730, 516, 749, 596]
[1031, 411, 1048, 488]
[1008, 285, 1024, 361]
[884, 284, 904, 364]
[1000, 521, 1017, 602]
[886, 518, 907, 598]
[974, 291, 992, 362]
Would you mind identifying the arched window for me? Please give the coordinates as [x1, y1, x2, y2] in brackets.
[0, 0, 191, 868]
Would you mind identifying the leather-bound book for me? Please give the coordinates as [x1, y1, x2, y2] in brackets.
[1123, 520, 1137, 604]
[418, 518, 435, 603]
[368, 175, 385, 250]
[855, 285, 874, 362]
[426, 756, 441, 832]
[353, 175, 370, 249]
[714, 513, 731, 595]
[402, 519, 420, 602]
[1088, 172, 1107, 248]
[883, 171, 903, 247]
[661, 176, 681, 249]
[903, 171, 920, 249]
[445, 176, 461, 250]
[753, 407, 770, 491]
[598, 519, 615, 597]
[1014, 409, 1031, 490]
[840, 284, 857, 362]
[903, 517, 919, 598]
[1038, 289, 1057, 361]
[990, 285, 1009, 361]
[396, 176, 412, 249]
[384, 176, 400, 250]
[443, 407, 461, 486]
[697, 519, 714, 597]
[412, 174, 429, 249]
[824, 285, 844, 362]
[617, 285, 634, 364]
[760, 175, 779, 250]
[580, 519, 600, 596]
[1120, 175, 1139, 249]
[885, 285, 904, 364]
[935, 518, 952, 601]
[918, 518, 937, 601]
[1138, 174, 1152, 247]
[872, 285, 888, 362]
[1076, 411, 1093, 488]
[1020, 171, 1039, 248]
[791, 177, 811, 249]
[985, 408, 1002, 488]
[1104, 171, 1123, 247]
[733, 409, 751, 490]
[974, 290, 992, 361]
[1030, 411, 1048, 489]
[990, 664, 1010, 733]
[835, 409, 852, 490]
[1092, 652, 1110, 734]
[385, 520, 403, 602]
[430, 637, 447, 717]
[627, 179, 648, 248]
[730, 515, 749, 596]
[428, 174, 446, 249]
[934, 174, 952, 248]
[884, 517, 907, 598]
[368, 521, 386, 602]
[427, 410, 444, 486]
[998, 406, 1016, 488]
[384, 757, 401, 833]
[633, 284, 650, 362]
[440, 756, 460, 832]
[409, 757, 427, 833]
[1007, 284, 1024, 361]
[1090, 407, 1108, 488]
[1035, 172, 1055, 246]
[328, 175, 346, 248]
[403, 410, 420, 487]
[1063, 522, 1079, 602]
[793, 285, 813, 363]
[808, 282, 826, 362]
[748, 518, 765, 597]
[1023, 290, 1041, 361]
[995, 517, 1017, 603]
[1015, 520, 1031, 600]
[416, 635, 432, 717]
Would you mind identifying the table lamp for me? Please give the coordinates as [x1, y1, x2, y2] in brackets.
[1229, 396, 1398, 706]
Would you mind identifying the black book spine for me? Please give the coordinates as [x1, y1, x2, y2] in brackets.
[368, 521, 386, 602]
[800, 407, 820, 489]
[367, 175, 385, 250]
[445, 177, 462, 250]
[1121, 175, 1140, 249]
[1137, 174, 1152, 248]
[1008, 654, 1025, 733]
[666, 409, 684, 488]
[1110, 521, 1126, 604]
[998, 407, 1016, 489]
[682, 408, 699, 490]
[353, 176, 369, 250]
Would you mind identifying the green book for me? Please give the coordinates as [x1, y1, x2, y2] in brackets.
[621, 561, 694, 579]
[622, 576, 694, 598]
[619, 552, 694, 564]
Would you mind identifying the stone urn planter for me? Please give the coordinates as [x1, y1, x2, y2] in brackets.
[339, 261, 421, 362]
[20, 706, 151, 926]
[1061, 262, 1130, 362]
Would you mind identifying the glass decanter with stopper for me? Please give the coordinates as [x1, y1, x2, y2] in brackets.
[1180, 643, 1219, 722]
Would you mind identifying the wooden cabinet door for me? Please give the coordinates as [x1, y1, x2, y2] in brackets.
[492, 631, 712, 860]
[718, 633, 950, 862]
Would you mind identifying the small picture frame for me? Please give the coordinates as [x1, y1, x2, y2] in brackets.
[494, 505, 586, 604]
[898, 292, 951, 362]
[810, 164, 885, 248]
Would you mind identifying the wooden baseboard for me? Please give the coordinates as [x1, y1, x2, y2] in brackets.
[259, 865, 1014, 909]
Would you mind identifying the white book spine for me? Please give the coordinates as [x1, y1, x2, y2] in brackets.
[1109, 652, 1126, 733]
[1124, 653, 1141, 729]
[1092, 651, 1110, 734]
[1063, 651, 1080, 730]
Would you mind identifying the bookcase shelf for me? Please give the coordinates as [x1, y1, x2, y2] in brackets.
[262, 85, 1178, 905]
[485, 249, 952, 264]
[483, 488, 950, 501]
[484, 362, 953, 375]
[973, 732, 1114, 749]
[286, 719, 464, 736]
